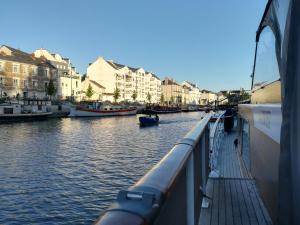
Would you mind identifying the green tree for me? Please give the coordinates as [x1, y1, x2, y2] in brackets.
[47, 79, 56, 99]
[146, 92, 151, 103]
[86, 84, 94, 99]
[113, 88, 120, 103]
[131, 90, 137, 102]
[160, 93, 164, 104]
[170, 96, 174, 104]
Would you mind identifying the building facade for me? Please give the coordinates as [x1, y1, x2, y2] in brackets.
[181, 81, 201, 105]
[0, 45, 57, 99]
[161, 78, 182, 105]
[34, 49, 82, 101]
[200, 90, 217, 105]
[87, 57, 161, 103]
[81, 76, 106, 101]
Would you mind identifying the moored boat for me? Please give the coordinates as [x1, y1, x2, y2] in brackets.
[69, 101, 137, 117]
[0, 103, 52, 123]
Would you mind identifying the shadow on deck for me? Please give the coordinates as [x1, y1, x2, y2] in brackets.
[199, 130, 273, 225]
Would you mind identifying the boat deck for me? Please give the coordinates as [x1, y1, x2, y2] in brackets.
[199, 131, 273, 225]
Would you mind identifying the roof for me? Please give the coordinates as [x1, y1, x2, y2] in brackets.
[89, 79, 106, 89]
[0, 45, 55, 68]
[162, 78, 180, 86]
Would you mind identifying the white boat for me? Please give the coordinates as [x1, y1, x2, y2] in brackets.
[69, 102, 137, 117]
[0, 102, 52, 122]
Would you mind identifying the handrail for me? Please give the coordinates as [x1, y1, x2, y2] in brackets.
[209, 111, 225, 172]
[94, 114, 212, 225]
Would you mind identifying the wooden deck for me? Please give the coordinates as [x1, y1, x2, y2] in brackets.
[199, 131, 272, 225]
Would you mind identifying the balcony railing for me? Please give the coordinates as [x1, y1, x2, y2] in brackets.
[94, 113, 224, 225]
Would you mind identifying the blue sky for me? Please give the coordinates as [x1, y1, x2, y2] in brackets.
[1, 0, 266, 91]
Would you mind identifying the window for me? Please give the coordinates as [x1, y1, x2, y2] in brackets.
[13, 79, 19, 86]
[23, 80, 28, 87]
[62, 82, 64, 86]
[76, 81, 78, 88]
[32, 67, 38, 75]
[0, 61, 3, 71]
[253, 26, 280, 88]
[45, 82, 48, 90]
[44, 69, 48, 77]
[0, 76, 5, 85]
[13, 64, 19, 73]
[32, 80, 38, 87]
[23, 65, 28, 74]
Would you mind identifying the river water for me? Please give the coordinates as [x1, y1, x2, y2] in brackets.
[0, 112, 205, 225]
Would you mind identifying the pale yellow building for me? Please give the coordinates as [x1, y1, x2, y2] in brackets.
[81, 76, 106, 101]
[161, 78, 182, 105]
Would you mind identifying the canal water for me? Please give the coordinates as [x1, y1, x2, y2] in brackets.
[0, 112, 205, 225]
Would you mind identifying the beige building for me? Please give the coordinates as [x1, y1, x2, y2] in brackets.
[181, 81, 201, 105]
[87, 57, 161, 103]
[181, 84, 192, 105]
[161, 78, 182, 105]
[200, 90, 217, 105]
[81, 76, 106, 101]
[217, 93, 228, 105]
[34, 49, 82, 101]
[0, 45, 57, 99]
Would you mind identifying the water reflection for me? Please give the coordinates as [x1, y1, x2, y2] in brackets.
[0, 112, 204, 225]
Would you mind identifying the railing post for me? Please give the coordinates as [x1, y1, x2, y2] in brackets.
[186, 152, 195, 225]
[201, 129, 207, 195]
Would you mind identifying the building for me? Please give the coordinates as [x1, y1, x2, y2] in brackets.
[181, 81, 201, 105]
[181, 84, 192, 105]
[217, 92, 228, 105]
[81, 76, 106, 101]
[87, 57, 161, 103]
[200, 90, 217, 105]
[0, 45, 57, 99]
[34, 49, 82, 101]
[161, 78, 182, 105]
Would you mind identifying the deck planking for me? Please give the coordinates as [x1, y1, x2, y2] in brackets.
[199, 130, 272, 225]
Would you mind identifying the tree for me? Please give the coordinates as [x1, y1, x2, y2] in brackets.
[160, 94, 164, 104]
[170, 96, 174, 104]
[113, 88, 120, 103]
[131, 90, 137, 102]
[47, 79, 56, 99]
[86, 84, 94, 99]
[146, 92, 151, 103]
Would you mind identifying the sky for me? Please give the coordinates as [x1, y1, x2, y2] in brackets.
[0, 0, 266, 92]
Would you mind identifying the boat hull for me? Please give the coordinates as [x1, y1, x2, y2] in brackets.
[69, 107, 137, 117]
[0, 112, 52, 123]
[139, 116, 159, 126]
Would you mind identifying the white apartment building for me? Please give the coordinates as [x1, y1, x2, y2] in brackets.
[182, 81, 201, 105]
[34, 49, 82, 101]
[87, 57, 161, 103]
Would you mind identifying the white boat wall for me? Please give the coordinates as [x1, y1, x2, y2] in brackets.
[69, 106, 137, 117]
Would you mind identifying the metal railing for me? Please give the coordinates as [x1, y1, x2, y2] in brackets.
[94, 113, 223, 225]
[209, 111, 225, 173]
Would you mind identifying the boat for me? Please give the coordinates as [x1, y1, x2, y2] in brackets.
[139, 114, 159, 126]
[69, 101, 137, 117]
[0, 103, 52, 122]
[181, 105, 199, 112]
[236, 0, 300, 223]
[140, 106, 181, 114]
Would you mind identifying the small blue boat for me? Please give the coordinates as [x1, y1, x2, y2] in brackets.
[139, 114, 159, 126]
